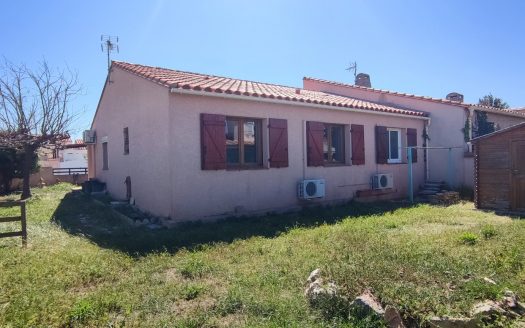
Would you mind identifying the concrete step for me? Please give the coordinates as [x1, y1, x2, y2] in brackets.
[422, 186, 441, 191]
[419, 189, 439, 196]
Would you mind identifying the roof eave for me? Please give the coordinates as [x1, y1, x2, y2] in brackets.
[170, 87, 429, 120]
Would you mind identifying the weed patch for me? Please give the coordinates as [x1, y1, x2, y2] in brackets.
[459, 232, 479, 245]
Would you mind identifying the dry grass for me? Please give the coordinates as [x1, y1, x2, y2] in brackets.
[0, 183, 524, 327]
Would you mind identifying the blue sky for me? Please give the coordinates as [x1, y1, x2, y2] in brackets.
[2, 1, 524, 137]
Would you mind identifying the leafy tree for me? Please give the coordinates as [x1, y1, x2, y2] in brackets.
[0, 59, 79, 199]
[473, 111, 495, 137]
[478, 94, 510, 109]
[0, 147, 38, 194]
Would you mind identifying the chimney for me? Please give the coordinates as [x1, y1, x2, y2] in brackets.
[446, 92, 464, 103]
[355, 73, 371, 88]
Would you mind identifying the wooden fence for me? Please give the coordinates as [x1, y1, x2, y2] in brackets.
[0, 201, 27, 246]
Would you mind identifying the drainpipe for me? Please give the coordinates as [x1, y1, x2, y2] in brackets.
[302, 120, 306, 179]
[425, 118, 431, 181]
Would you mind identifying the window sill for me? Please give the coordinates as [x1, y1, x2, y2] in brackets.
[307, 163, 350, 168]
[382, 162, 408, 165]
[226, 166, 266, 171]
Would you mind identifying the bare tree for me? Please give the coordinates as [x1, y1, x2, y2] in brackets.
[0, 59, 80, 199]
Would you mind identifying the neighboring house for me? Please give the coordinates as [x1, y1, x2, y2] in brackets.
[87, 62, 428, 221]
[11, 139, 88, 189]
[473, 122, 525, 212]
[303, 76, 525, 187]
[39, 139, 88, 170]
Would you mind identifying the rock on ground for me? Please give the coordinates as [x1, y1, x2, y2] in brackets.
[428, 316, 477, 328]
[384, 305, 406, 328]
[349, 289, 385, 318]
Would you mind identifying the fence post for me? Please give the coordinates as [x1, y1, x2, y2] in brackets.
[21, 201, 27, 247]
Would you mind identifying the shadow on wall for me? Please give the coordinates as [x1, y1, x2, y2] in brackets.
[52, 191, 415, 256]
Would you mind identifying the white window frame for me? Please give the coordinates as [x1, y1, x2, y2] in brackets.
[387, 128, 402, 164]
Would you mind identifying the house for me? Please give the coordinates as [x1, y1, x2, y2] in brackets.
[472, 122, 525, 213]
[39, 139, 88, 170]
[10, 140, 88, 189]
[303, 76, 525, 188]
[87, 62, 428, 221]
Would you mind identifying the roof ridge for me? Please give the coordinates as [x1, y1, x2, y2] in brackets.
[112, 61, 302, 91]
[303, 76, 464, 105]
[303, 76, 525, 118]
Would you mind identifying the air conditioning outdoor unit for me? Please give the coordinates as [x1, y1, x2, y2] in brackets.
[83, 130, 96, 144]
[298, 179, 325, 200]
[372, 173, 394, 190]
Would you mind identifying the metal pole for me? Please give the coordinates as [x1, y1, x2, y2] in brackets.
[408, 147, 413, 203]
[447, 148, 453, 188]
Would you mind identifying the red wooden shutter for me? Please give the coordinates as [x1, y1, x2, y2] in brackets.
[375, 126, 388, 164]
[407, 128, 418, 163]
[307, 121, 325, 167]
[351, 124, 365, 165]
[200, 113, 226, 170]
[268, 118, 288, 168]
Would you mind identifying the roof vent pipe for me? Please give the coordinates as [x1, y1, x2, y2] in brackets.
[355, 73, 371, 88]
[446, 92, 464, 103]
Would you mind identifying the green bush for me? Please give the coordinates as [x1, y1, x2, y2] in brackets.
[68, 299, 96, 323]
[181, 283, 205, 301]
[459, 232, 479, 245]
[481, 225, 497, 239]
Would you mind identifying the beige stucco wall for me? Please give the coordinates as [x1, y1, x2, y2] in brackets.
[90, 69, 427, 222]
[304, 80, 476, 187]
[91, 68, 172, 217]
[168, 93, 426, 222]
[486, 112, 525, 130]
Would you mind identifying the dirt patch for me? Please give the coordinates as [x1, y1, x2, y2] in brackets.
[216, 313, 248, 327]
[171, 297, 217, 316]
[163, 267, 228, 295]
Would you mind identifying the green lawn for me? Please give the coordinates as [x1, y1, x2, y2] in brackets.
[0, 184, 524, 327]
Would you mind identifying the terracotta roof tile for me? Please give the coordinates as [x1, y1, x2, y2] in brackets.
[112, 61, 427, 118]
[304, 77, 525, 118]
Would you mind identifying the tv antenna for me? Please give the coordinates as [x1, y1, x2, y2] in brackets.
[346, 61, 357, 78]
[101, 35, 119, 72]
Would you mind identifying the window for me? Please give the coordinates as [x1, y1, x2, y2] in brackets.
[225, 117, 262, 168]
[307, 121, 346, 166]
[323, 124, 345, 164]
[102, 142, 109, 170]
[387, 128, 402, 163]
[123, 127, 129, 155]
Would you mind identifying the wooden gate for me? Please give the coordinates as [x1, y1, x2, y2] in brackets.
[0, 201, 27, 246]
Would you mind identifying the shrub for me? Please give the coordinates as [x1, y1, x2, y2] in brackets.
[179, 257, 212, 279]
[181, 283, 205, 301]
[459, 232, 479, 245]
[481, 225, 497, 239]
[68, 299, 96, 323]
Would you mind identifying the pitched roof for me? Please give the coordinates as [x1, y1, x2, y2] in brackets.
[303, 77, 467, 106]
[112, 61, 427, 118]
[303, 77, 525, 118]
